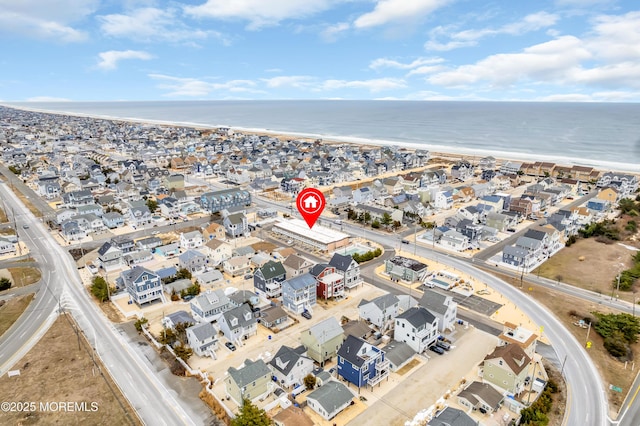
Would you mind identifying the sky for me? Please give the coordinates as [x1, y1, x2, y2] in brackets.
[1, 0, 640, 102]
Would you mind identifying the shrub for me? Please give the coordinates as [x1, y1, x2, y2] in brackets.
[0, 277, 12, 291]
[134, 317, 148, 332]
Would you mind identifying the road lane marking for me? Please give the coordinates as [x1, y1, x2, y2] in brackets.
[627, 383, 640, 410]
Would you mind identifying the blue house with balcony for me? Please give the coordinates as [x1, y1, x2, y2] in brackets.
[337, 335, 390, 391]
[119, 266, 165, 306]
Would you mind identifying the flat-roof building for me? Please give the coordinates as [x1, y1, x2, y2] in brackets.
[272, 219, 350, 252]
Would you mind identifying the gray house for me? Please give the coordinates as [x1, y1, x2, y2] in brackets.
[97, 241, 123, 271]
[419, 289, 458, 333]
[306, 381, 355, 421]
[282, 273, 317, 314]
[223, 212, 249, 238]
[178, 249, 207, 273]
[186, 322, 218, 357]
[119, 266, 165, 306]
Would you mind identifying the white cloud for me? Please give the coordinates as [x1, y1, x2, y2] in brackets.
[407, 65, 445, 76]
[354, 0, 449, 29]
[428, 36, 591, 87]
[321, 22, 350, 41]
[97, 50, 154, 70]
[184, 0, 338, 30]
[262, 76, 315, 89]
[425, 11, 559, 51]
[99, 7, 227, 44]
[321, 78, 407, 92]
[0, 0, 96, 42]
[369, 57, 443, 70]
[149, 74, 258, 97]
[587, 11, 640, 62]
[537, 93, 594, 102]
[25, 96, 72, 102]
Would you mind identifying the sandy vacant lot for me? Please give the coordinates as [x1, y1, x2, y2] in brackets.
[0, 315, 141, 426]
[534, 238, 638, 301]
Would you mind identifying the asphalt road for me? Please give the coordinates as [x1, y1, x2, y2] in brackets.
[0, 182, 204, 425]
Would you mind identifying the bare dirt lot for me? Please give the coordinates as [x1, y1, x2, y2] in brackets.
[0, 315, 141, 426]
[534, 238, 638, 302]
[8, 266, 42, 288]
[0, 293, 34, 336]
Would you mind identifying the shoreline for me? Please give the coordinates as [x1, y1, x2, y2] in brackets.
[2, 103, 639, 175]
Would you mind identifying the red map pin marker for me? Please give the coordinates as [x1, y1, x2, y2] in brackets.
[296, 188, 326, 229]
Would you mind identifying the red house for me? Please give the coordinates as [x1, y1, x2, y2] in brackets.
[310, 264, 344, 300]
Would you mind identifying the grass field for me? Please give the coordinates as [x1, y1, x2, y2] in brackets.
[0, 207, 7, 223]
[0, 315, 141, 425]
[0, 293, 34, 337]
[533, 238, 638, 302]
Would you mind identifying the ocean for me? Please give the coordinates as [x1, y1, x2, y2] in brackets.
[6, 100, 640, 172]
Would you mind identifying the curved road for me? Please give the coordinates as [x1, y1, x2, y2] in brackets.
[0, 182, 202, 425]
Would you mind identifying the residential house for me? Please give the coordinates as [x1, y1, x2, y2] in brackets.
[381, 340, 415, 372]
[190, 289, 232, 323]
[120, 266, 164, 306]
[223, 254, 252, 277]
[219, 303, 258, 342]
[96, 241, 123, 271]
[310, 264, 344, 300]
[102, 212, 125, 229]
[428, 407, 478, 426]
[268, 345, 314, 388]
[500, 161, 523, 175]
[385, 256, 428, 283]
[337, 335, 389, 390]
[136, 236, 162, 251]
[36, 177, 61, 199]
[419, 289, 458, 332]
[228, 290, 260, 308]
[186, 322, 218, 357]
[502, 245, 530, 268]
[482, 344, 531, 395]
[434, 190, 454, 210]
[200, 188, 251, 213]
[61, 220, 87, 241]
[253, 260, 287, 299]
[394, 306, 439, 353]
[225, 359, 272, 406]
[202, 222, 226, 241]
[260, 306, 288, 329]
[204, 239, 233, 266]
[223, 212, 249, 238]
[178, 249, 207, 273]
[352, 187, 374, 204]
[273, 406, 314, 426]
[0, 237, 16, 255]
[179, 230, 203, 249]
[281, 273, 318, 314]
[353, 203, 403, 224]
[329, 253, 362, 290]
[155, 242, 180, 258]
[128, 203, 152, 228]
[306, 381, 355, 421]
[498, 322, 538, 357]
[485, 212, 511, 232]
[358, 294, 400, 330]
[161, 310, 195, 330]
[451, 161, 474, 181]
[596, 187, 619, 205]
[301, 317, 345, 365]
[457, 381, 504, 414]
[282, 254, 314, 278]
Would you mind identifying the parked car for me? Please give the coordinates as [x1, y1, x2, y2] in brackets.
[436, 341, 451, 351]
[225, 342, 237, 351]
[401, 239, 409, 244]
[301, 311, 312, 320]
[22, 224, 29, 229]
[429, 345, 445, 355]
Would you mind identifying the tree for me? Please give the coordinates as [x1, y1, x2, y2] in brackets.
[381, 212, 392, 228]
[392, 220, 401, 231]
[173, 343, 193, 361]
[371, 219, 381, 229]
[90, 276, 110, 302]
[230, 399, 272, 426]
[363, 212, 372, 224]
[134, 317, 148, 332]
[304, 374, 316, 390]
[0, 277, 12, 291]
[175, 268, 193, 280]
[146, 198, 158, 213]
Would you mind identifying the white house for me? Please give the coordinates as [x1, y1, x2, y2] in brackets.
[268, 345, 315, 388]
[204, 239, 233, 265]
[180, 230, 204, 249]
[186, 322, 218, 357]
[394, 307, 439, 353]
[358, 294, 400, 330]
[219, 303, 258, 343]
[419, 289, 457, 332]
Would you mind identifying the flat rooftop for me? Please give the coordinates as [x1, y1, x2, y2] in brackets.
[273, 218, 350, 244]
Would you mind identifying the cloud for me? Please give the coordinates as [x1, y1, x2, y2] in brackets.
[184, 0, 338, 30]
[0, 0, 96, 42]
[321, 78, 407, 92]
[99, 7, 227, 44]
[262, 76, 315, 89]
[428, 36, 591, 87]
[149, 74, 259, 97]
[369, 57, 443, 70]
[354, 0, 449, 29]
[425, 11, 559, 51]
[321, 22, 350, 41]
[97, 50, 154, 70]
[25, 96, 72, 102]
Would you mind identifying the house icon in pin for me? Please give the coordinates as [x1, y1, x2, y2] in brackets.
[303, 195, 318, 210]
